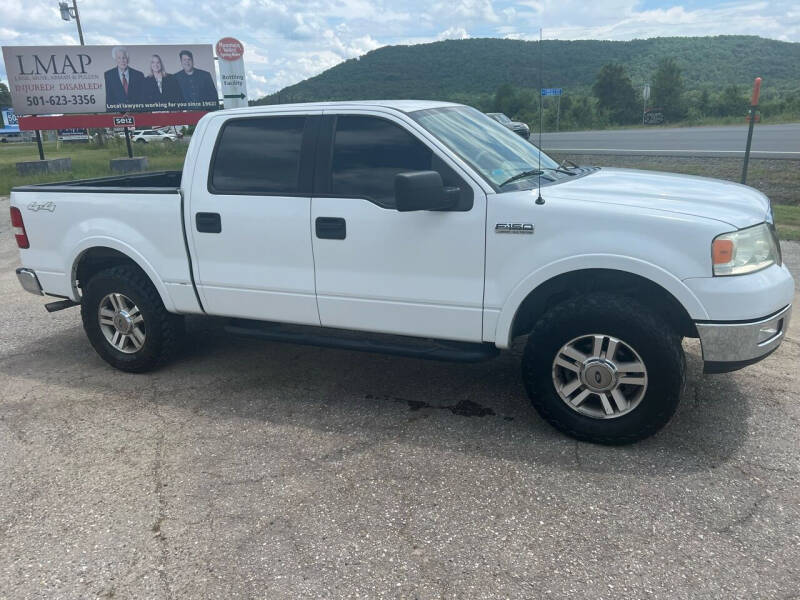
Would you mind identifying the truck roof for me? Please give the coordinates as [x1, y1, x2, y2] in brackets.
[213, 100, 462, 116]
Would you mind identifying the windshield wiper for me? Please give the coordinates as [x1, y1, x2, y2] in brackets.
[548, 159, 579, 176]
[499, 169, 544, 188]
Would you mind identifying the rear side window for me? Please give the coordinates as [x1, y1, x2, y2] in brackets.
[331, 116, 432, 207]
[211, 116, 305, 194]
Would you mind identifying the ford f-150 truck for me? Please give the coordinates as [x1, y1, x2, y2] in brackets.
[10, 101, 794, 444]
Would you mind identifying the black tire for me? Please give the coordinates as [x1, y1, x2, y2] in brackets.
[81, 265, 183, 373]
[522, 292, 685, 445]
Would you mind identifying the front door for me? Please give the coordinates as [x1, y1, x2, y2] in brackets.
[311, 112, 486, 342]
[188, 112, 321, 325]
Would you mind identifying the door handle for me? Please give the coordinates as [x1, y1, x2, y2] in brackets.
[196, 212, 221, 233]
[315, 217, 346, 240]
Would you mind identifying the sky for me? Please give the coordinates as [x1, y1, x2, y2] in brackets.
[1, 0, 798, 100]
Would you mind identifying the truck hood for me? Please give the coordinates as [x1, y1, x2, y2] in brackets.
[547, 168, 770, 229]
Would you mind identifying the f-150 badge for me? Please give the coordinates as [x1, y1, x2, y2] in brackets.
[495, 223, 533, 234]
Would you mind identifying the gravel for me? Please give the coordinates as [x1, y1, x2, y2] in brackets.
[1, 194, 799, 599]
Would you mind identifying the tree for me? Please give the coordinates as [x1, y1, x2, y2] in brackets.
[651, 58, 686, 121]
[715, 85, 746, 117]
[699, 89, 710, 116]
[591, 64, 639, 125]
[0, 82, 12, 108]
[493, 84, 527, 117]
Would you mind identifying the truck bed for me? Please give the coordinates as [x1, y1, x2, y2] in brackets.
[10, 170, 197, 313]
[12, 170, 182, 193]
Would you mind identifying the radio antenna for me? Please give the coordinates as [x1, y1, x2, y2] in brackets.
[536, 27, 544, 205]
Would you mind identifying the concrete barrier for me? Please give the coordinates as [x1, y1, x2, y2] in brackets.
[16, 158, 72, 176]
[110, 157, 148, 174]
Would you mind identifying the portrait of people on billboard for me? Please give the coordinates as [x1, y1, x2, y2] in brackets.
[104, 46, 146, 108]
[1, 44, 219, 116]
[174, 50, 218, 109]
[144, 54, 183, 106]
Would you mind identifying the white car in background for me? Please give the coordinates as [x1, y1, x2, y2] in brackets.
[132, 129, 177, 143]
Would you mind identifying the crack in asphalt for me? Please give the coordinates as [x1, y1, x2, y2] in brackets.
[148, 389, 173, 600]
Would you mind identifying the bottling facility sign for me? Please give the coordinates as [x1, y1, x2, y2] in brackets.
[2, 44, 219, 116]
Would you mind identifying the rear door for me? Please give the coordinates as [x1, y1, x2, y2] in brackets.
[187, 112, 321, 325]
[310, 111, 486, 342]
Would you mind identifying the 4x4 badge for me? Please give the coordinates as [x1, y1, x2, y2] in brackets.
[27, 201, 56, 213]
[495, 223, 533, 234]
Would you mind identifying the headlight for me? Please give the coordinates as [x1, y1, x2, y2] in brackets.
[712, 223, 779, 276]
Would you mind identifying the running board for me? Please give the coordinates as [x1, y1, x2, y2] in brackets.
[224, 319, 499, 363]
[45, 299, 80, 312]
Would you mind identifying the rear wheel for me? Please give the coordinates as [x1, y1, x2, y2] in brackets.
[522, 293, 684, 444]
[81, 265, 183, 372]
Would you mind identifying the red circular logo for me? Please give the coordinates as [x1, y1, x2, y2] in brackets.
[216, 38, 244, 61]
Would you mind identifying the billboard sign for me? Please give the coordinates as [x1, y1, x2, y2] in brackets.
[2, 44, 219, 116]
[1, 108, 20, 132]
[216, 37, 247, 109]
[58, 128, 90, 141]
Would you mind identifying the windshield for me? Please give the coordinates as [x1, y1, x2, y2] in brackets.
[411, 106, 558, 190]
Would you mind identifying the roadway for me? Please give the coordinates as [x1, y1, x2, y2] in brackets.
[539, 122, 800, 158]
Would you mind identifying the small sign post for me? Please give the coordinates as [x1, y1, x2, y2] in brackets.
[541, 88, 563, 131]
[216, 37, 248, 109]
[642, 84, 650, 125]
[113, 116, 136, 158]
[741, 77, 762, 185]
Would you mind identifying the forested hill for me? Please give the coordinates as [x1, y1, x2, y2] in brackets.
[254, 36, 800, 104]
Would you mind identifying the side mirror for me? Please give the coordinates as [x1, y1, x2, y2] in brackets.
[394, 171, 459, 212]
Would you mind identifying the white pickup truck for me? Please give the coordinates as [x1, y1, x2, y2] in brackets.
[10, 101, 794, 444]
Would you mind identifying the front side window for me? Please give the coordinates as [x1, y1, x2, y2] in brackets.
[211, 116, 305, 194]
[331, 116, 433, 207]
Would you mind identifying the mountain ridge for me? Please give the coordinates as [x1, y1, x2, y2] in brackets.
[254, 35, 800, 105]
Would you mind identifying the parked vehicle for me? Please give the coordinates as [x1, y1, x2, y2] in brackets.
[486, 112, 530, 139]
[1, 132, 26, 143]
[11, 101, 793, 444]
[131, 129, 177, 143]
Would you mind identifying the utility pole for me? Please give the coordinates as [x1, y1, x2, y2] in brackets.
[59, 1, 84, 45]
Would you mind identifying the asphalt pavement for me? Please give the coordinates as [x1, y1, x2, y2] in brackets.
[540, 122, 800, 158]
[1, 196, 799, 599]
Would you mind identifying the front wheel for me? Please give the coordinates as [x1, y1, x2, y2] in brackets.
[81, 265, 183, 372]
[522, 293, 685, 445]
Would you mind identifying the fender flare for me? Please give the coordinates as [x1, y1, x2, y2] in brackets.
[493, 254, 709, 349]
[68, 237, 177, 313]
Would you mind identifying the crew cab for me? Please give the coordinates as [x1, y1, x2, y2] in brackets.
[10, 101, 794, 444]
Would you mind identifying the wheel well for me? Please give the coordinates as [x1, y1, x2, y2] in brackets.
[74, 247, 145, 293]
[510, 269, 698, 341]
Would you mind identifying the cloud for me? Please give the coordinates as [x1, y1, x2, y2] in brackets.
[438, 27, 471, 40]
[0, 0, 798, 98]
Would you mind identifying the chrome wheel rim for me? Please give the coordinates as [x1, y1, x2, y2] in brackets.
[98, 293, 146, 354]
[552, 334, 648, 419]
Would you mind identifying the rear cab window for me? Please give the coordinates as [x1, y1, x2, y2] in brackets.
[209, 116, 306, 195]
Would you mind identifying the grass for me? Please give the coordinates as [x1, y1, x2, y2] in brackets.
[0, 139, 187, 195]
[774, 205, 800, 242]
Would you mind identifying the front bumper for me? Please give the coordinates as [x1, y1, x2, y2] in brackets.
[697, 304, 792, 373]
[16, 268, 44, 296]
